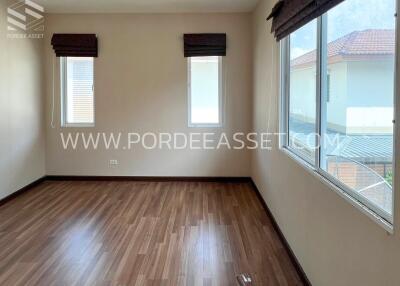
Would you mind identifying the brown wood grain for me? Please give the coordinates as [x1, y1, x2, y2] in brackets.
[0, 181, 304, 286]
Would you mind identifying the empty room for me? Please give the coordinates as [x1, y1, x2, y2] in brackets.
[1, 0, 399, 285]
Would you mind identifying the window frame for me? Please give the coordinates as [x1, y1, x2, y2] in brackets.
[280, 10, 398, 227]
[187, 56, 224, 128]
[60, 56, 95, 128]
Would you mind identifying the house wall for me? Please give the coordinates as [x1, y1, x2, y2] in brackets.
[252, 0, 400, 285]
[44, 13, 252, 177]
[327, 62, 348, 132]
[290, 62, 348, 131]
[346, 60, 394, 134]
[0, 1, 46, 199]
[290, 66, 316, 123]
[347, 60, 394, 108]
[291, 59, 394, 134]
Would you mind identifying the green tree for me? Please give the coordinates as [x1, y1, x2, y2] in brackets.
[385, 171, 393, 186]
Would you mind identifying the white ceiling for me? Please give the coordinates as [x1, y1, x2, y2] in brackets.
[35, 0, 260, 13]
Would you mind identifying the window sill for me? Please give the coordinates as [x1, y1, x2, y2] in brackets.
[61, 124, 95, 128]
[188, 124, 223, 128]
[280, 147, 394, 234]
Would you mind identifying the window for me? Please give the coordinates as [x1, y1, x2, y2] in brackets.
[188, 56, 223, 127]
[287, 19, 318, 164]
[61, 57, 94, 127]
[281, 0, 396, 223]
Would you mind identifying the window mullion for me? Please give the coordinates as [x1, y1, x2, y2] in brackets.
[316, 15, 328, 170]
[285, 37, 290, 147]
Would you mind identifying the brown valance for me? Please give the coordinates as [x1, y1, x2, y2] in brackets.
[51, 34, 98, 57]
[184, 34, 226, 57]
[267, 0, 344, 41]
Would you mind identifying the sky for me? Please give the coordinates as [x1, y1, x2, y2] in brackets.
[290, 0, 396, 59]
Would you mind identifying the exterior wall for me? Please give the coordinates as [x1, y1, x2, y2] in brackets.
[290, 59, 394, 135]
[347, 60, 394, 108]
[290, 62, 348, 131]
[327, 62, 348, 132]
[327, 161, 391, 189]
[346, 60, 394, 134]
[252, 0, 400, 285]
[290, 66, 316, 123]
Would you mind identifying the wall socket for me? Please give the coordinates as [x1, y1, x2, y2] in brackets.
[109, 159, 119, 167]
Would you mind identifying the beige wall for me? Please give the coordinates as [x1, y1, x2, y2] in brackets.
[252, 0, 400, 285]
[0, 1, 46, 199]
[44, 13, 252, 176]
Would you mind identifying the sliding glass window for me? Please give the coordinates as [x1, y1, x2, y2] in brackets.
[288, 20, 318, 164]
[281, 0, 396, 223]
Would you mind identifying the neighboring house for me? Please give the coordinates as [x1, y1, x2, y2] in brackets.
[289, 29, 395, 213]
[290, 29, 395, 135]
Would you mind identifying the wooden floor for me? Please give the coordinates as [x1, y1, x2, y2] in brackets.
[0, 181, 303, 286]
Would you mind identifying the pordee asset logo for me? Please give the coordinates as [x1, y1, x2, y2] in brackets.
[7, 0, 44, 39]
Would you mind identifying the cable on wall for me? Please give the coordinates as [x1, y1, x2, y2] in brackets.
[51, 54, 56, 129]
[266, 42, 275, 135]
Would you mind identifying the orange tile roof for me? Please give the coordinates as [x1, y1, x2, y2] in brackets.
[291, 29, 395, 68]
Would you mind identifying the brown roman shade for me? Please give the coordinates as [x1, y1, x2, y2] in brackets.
[51, 34, 98, 57]
[267, 0, 344, 41]
[184, 33, 226, 57]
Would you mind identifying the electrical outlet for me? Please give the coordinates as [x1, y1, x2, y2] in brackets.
[109, 159, 118, 166]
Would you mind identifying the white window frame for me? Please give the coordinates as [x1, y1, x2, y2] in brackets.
[60, 57, 95, 128]
[187, 56, 224, 128]
[280, 8, 398, 230]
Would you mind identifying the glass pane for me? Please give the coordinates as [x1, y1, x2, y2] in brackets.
[190, 56, 220, 125]
[321, 0, 395, 218]
[66, 57, 94, 124]
[289, 20, 318, 163]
